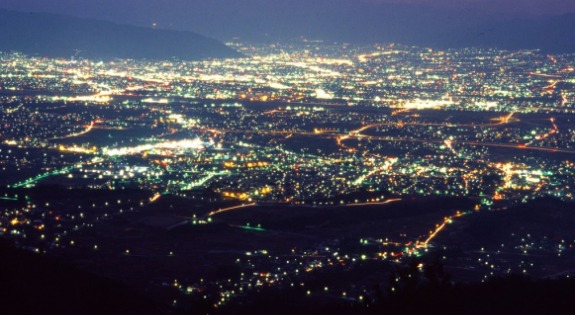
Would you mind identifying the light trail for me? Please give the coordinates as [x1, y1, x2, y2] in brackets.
[50, 121, 95, 140]
[501, 112, 515, 124]
[525, 117, 558, 147]
[340, 135, 575, 155]
[543, 80, 559, 89]
[208, 112, 520, 155]
[461, 141, 575, 154]
[207, 202, 257, 217]
[346, 112, 517, 137]
[205, 199, 400, 219]
[9, 157, 103, 188]
[206, 128, 317, 137]
[149, 193, 162, 203]
[444, 139, 459, 156]
[418, 210, 466, 248]
[207, 111, 518, 142]
[183, 171, 229, 190]
[528, 72, 561, 79]
[561, 94, 568, 106]
[346, 198, 402, 207]
[352, 158, 398, 185]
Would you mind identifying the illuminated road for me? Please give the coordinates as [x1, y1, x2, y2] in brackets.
[149, 193, 162, 203]
[9, 157, 104, 188]
[207, 203, 257, 217]
[418, 210, 467, 248]
[50, 121, 95, 140]
[528, 72, 562, 79]
[346, 198, 402, 207]
[205, 112, 520, 150]
[347, 112, 516, 136]
[205, 198, 402, 219]
[525, 117, 558, 147]
[460, 141, 575, 154]
[205, 128, 318, 137]
[340, 134, 575, 155]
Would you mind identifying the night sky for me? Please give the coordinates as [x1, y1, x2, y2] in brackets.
[1, 0, 575, 41]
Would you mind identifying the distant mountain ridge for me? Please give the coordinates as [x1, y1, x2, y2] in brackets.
[472, 13, 575, 53]
[145, 0, 575, 53]
[0, 9, 242, 60]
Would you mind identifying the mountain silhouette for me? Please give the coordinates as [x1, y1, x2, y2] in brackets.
[156, 0, 575, 53]
[0, 9, 242, 60]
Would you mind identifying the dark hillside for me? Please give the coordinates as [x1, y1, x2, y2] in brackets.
[0, 240, 165, 315]
[0, 9, 242, 60]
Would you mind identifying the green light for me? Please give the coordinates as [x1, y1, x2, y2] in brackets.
[239, 225, 265, 232]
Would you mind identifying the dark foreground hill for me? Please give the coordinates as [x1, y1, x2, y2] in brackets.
[2, 196, 575, 314]
[434, 197, 575, 249]
[0, 240, 165, 315]
[0, 9, 242, 60]
[218, 275, 575, 315]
